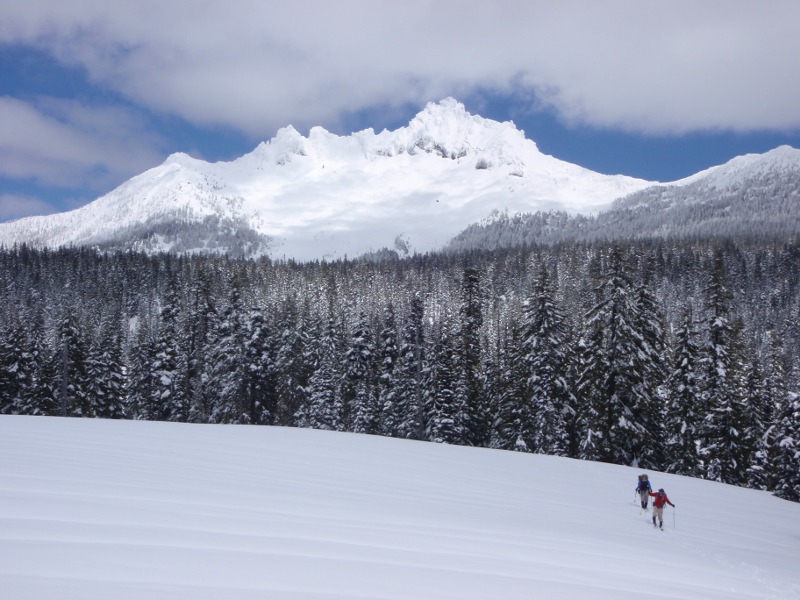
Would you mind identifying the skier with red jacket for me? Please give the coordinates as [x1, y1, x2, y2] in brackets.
[649, 488, 675, 529]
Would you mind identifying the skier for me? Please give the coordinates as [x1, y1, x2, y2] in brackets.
[636, 474, 652, 509]
[649, 488, 675, 529]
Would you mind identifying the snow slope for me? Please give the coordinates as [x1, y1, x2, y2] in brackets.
[674, 145, 800, 189]
[0, 99, 651, 260]
[1, 415, 798, 599]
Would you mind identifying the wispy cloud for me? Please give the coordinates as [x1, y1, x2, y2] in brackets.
[0, 192, 58, 220]
[0, 96, 164, 189]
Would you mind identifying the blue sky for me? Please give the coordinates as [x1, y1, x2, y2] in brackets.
[2, 1, 800, 222]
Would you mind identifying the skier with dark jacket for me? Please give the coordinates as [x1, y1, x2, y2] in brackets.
[636, 474, 652, 509]
[649, 488, 675, 529]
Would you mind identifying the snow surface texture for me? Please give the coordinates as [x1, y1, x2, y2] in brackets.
[0, 99, 652, 260]
[1, 415, 799, 600]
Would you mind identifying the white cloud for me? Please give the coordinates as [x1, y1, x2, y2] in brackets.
[0, 96, 164, 189]
[1, 1, 799, 137]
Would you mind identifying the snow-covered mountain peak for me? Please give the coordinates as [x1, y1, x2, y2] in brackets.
[243, 98, 532, 168]
[9, 100, 795, 261]
[249, 125, 309, 165]
[395, 98, 530, 166]
[163, 151, 197, 165]
[0, 94, 657, 260]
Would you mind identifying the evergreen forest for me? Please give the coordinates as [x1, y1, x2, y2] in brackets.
[1, 238, 799, 502]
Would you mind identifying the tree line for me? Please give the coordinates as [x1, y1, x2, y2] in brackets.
[1, 239, 798, 502]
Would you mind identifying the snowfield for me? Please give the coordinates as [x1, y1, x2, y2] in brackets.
[1, 415, 798, 599]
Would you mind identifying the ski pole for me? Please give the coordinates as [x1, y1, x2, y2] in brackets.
[673, 506, 676, 529]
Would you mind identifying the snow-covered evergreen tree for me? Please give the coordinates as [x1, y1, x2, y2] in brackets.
[700, 251, 748, 485]
[207, 283, 247, 423]
[425, 318, 465, 444]
[664, 307, 703, 477]
[151, 279, 188, 422]
[772, 392, 800, 502]
[577, 246, 653, 466]
[127, 315, 157, 420]
[739, 345, 768, 489]
[392, 293, 426, 440]
[85, 313, 126, 419]
[347, 310, 378, 435]
[0, 320, 33, 414]
[300, 316, 344, 431]
[521, 264, 572, 456]
[186, 274, 217, 423]
[34, 304, 58, 412]
[273, 297, 311, 426]
[632, 258, 667, 467]
[491, 323, 534, 452]
[54, 311, 92, 418]
[458, 265, 488, 446]
[6, 309, 56, 416]
[242, 307, 276, 425]
[751, 334, 790, 490]
[376, 303, 399, 436]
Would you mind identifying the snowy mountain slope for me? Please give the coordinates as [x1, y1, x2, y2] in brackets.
[0, 151, 273, 257]
[446, 145, 800, 251]
[2, 415, 799, 600]
[0, 99, 652, 260]
[603, 144, 800, 238]
[613, 145, 800, 214]
[674, 145, 800, 189]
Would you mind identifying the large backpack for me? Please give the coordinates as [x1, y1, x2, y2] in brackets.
[638, 474, 649, 491]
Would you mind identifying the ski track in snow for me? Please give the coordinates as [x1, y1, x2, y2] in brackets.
[1, 416, 799, 599]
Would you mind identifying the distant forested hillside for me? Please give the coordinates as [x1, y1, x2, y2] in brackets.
[447, 168, 800, 252]
[1, 239, 799, 501]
